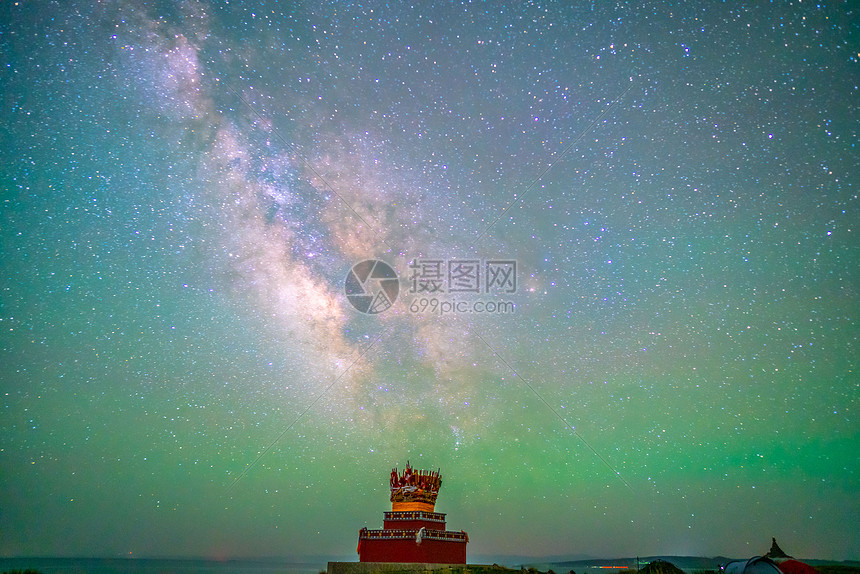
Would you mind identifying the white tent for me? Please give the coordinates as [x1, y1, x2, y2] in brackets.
[723, 556, 784, 574]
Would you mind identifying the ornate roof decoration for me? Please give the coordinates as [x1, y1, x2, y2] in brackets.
[389, 461, 441, 505]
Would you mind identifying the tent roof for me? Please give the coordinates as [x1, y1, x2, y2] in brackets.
[722, 556, 784, 574]
[778, 560, 817, 574]
[766, 538, 792, 559]
[640, 560, 686, 574]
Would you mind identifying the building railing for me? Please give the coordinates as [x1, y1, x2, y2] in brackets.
[383, 511, 446, 523]
[359, 529, 468, 542]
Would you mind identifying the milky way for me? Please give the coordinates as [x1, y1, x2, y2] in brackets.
[1, 0, 857, 562]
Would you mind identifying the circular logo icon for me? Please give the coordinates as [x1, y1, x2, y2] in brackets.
[344, 259, 400, 314]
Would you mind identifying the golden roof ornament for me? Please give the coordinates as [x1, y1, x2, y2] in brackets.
[389, 461, 442, 512]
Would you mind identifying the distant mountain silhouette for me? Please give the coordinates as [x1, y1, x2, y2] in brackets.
[545, 556, 730, 569]
[538, 556, 860, 571]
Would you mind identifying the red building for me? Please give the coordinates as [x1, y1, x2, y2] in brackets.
[357, 463, 468, 564]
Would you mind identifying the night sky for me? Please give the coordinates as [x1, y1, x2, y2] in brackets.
[1, 0, 857, 563]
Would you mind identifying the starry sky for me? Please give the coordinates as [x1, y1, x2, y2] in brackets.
[1, 0, 857, 563]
